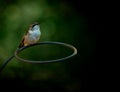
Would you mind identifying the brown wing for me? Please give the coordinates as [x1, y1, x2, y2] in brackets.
[18, 30, 29, 48]
[18, 36, 25, 48]
[18, 23, 33, 48]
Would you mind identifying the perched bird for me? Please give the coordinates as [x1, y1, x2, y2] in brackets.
[19, 22, 41, 48]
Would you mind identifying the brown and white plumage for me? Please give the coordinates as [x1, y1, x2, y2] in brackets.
[19, 22, 41, 48]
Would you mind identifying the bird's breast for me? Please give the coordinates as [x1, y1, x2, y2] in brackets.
[28, 30, 41, 42]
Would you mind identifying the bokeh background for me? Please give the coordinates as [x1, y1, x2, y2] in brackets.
[0, 0, 96, 91]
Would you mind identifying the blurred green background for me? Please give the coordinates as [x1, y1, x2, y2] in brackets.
[0, 0, 96, 91]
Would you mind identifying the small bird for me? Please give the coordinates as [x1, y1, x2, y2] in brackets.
[19, 22, 41, 48]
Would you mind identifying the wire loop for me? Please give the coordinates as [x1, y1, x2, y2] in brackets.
[14, 42, 77, 63]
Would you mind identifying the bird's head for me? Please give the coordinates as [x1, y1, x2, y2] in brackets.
[30, 22, 40, 31]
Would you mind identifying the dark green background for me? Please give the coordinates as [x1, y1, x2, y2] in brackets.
[0, 0, 96, 91]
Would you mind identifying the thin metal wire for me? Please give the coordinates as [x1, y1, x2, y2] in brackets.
[14, 42, 77, 63]
[0, 42, 77, 72]
[0, 55, 14, 72]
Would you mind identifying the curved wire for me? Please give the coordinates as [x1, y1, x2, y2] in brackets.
[0, 55, 14, 72]
[0, 41, 77, 72]
[14, 42, 77, 63]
